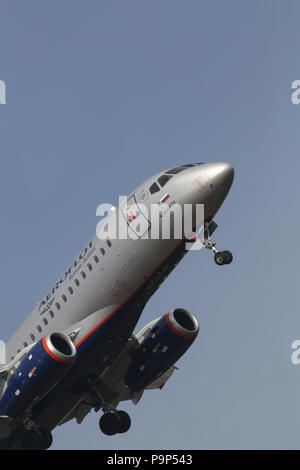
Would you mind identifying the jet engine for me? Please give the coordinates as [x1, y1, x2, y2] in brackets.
[0, 332, 76, 417]
[125, 308, 199, 392]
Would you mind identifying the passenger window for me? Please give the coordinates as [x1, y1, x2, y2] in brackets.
[55, 302, 61, 311]
[158, 174, 172, 187]
[23, 342, 28, 348]
[81, 271, 86, 279]
[43, 318, 48, 325]
[68, 287, 74, 295]
[149, 182, 160, 194]
[94, 255, 99, 263]
[87, 263, 92, 271]
[37, 325, 42, 333]
[106, 239, 112, 248]
[74, 279, 80, 287]
[49, 310, 54, 318]
[30, 333, 35, 341]
[100, 248, 105, 256]
[62, 294, 67, 303]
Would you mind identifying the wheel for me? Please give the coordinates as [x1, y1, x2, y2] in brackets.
[37, 428, 53, 450]
[223, 250, 233, 264]
[99, 413, 119, 436]
[116, 410, 131, 434]
[21, 430, 39, 449]
[214, 251, 226, 266]
[21, 427, 53, 450]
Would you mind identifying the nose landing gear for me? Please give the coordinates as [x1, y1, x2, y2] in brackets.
[202, 221, 233, 266]
[214, 250, 233, 266]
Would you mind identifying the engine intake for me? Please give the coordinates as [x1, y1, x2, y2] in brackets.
[43, 333, 76, 363]
[166, 308, 198, 339]
[0, 333, 76, 417]
[125, 308, 199, 392]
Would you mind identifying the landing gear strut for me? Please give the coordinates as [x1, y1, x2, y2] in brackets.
[89, 382, 131, 436]
[202, 221, 233, 266]
[99, 410, 131, 436]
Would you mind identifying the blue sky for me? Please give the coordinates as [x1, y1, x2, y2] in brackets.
[0, 0, 300, 449]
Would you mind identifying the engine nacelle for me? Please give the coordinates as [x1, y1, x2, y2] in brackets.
[0, 332, 76, 417]
[125, 308, 199, 392]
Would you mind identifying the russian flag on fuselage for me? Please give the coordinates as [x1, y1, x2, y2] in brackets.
[160, 193, 170, 204]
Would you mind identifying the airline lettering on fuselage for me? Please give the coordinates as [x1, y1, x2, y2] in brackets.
[38, 240, 94, 314]
[39, 297, 55, 317]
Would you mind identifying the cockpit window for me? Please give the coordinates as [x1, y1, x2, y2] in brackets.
[158, 174, 173, 187]
[165, 166, 189, 174]
[165, 163, 204, 174]
[149, 182, 160, 194]
[149, 163, 204, 195]
[166, 165, 194, 175]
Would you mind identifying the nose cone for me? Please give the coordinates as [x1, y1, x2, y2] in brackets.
[209, 162, 234, 194]
[194, 162, 234, 220]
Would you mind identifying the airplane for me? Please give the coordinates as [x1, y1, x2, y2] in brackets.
[0, 162, 234, 449]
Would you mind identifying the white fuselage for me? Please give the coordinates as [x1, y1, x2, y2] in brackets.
[6, 163, 234, 372]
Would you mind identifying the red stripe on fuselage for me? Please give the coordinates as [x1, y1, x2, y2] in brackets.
[76, 238, 188, 349]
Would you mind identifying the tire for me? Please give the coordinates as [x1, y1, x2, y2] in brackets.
[223, 250, 233, 264]
[116, 410, 131, 434]
[38, 428, 53, 450]
[214, 251, 226, 266]
[99, 413, 119, 436]
[21, 427, 53, 450]
[21, 430, 39, 450]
